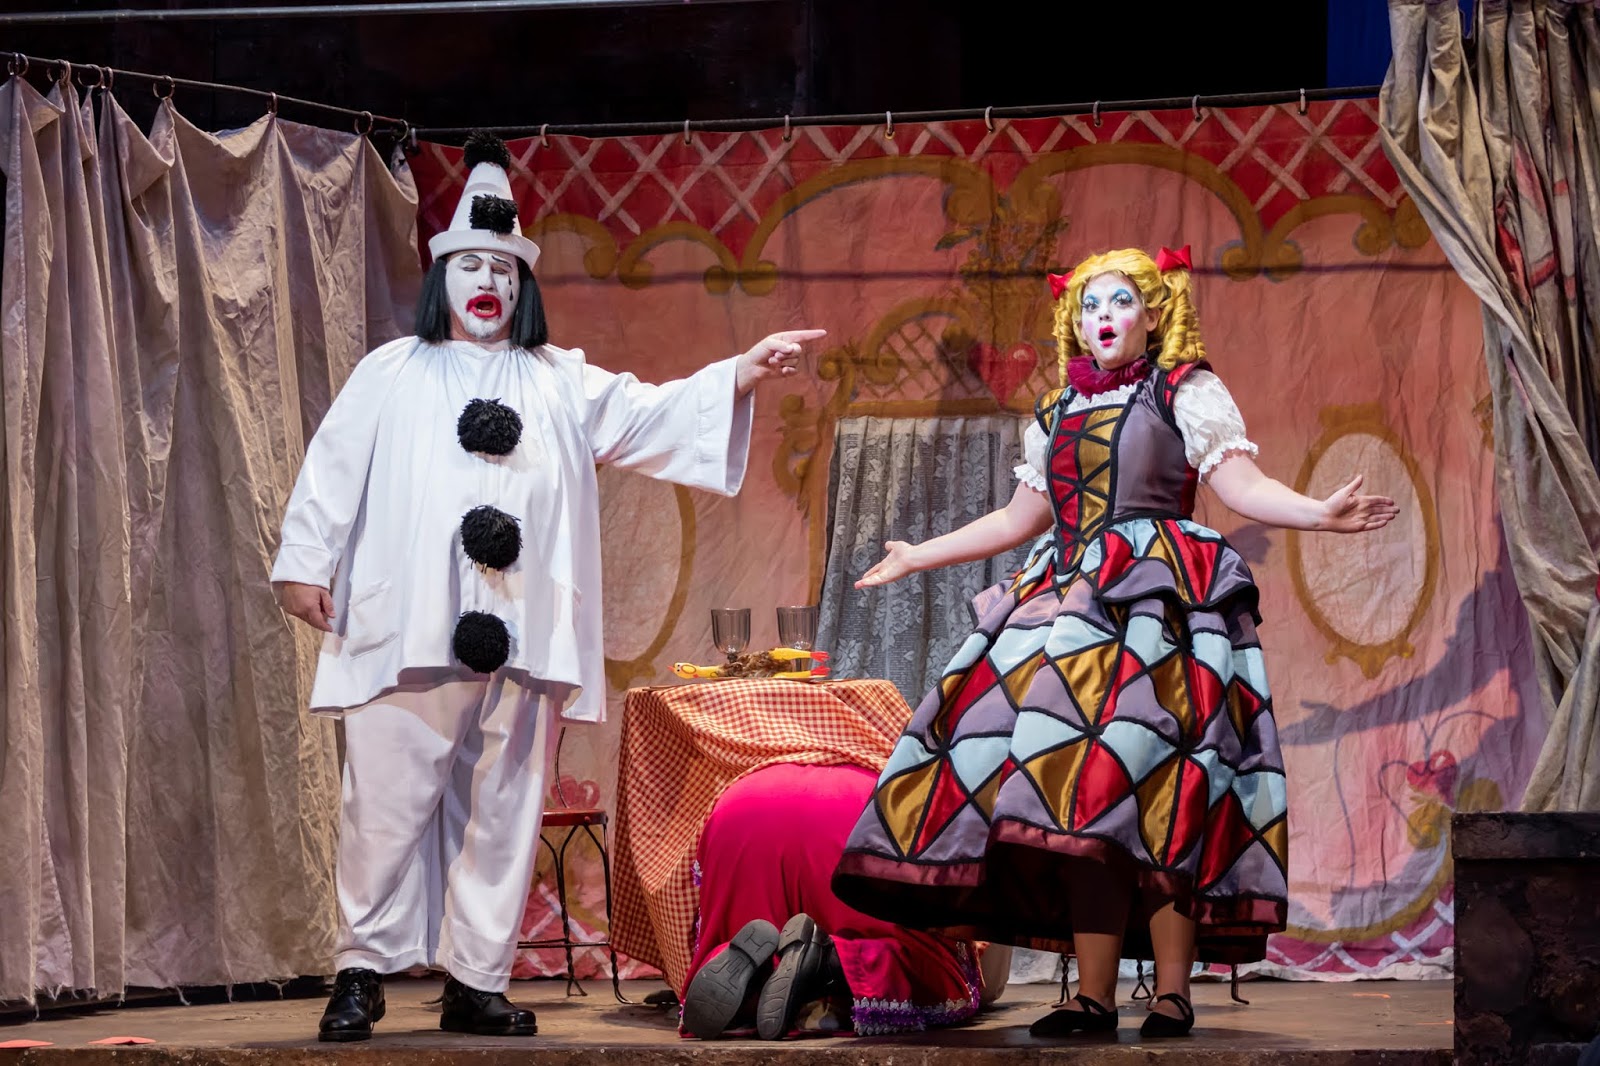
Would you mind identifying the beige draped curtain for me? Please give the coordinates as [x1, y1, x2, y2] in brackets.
[0, 75, 421, 1001]
[1380, 0, 1600, 809]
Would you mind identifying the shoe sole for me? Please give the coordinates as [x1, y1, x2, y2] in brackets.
[438, 1018, 539, 1036]
[757, 914, 822, 1041]
[1139, 1015, 1194, 1038]
[318, 1029, 373, 1043]
[682, 919, 780, 1040]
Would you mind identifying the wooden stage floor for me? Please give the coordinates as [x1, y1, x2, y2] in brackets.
[0, 976, 1452, 1064]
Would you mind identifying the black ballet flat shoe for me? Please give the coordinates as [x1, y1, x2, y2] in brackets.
[757, 913, 832, 1040]
[318, 968, 385, 1042]
[682, 918, 780, 1039]
[438, 976, 539, 1036]
[1028, 993, 1118, 1038]
[1139, 992, 1195, 1038]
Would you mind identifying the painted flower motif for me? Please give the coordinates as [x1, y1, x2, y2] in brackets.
[548, 774, 602, 808]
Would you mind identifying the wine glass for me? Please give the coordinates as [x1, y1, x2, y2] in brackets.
[776, 605, 820, 661]
[710, 608, 751, 662]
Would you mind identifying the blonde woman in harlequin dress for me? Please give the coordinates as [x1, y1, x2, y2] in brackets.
[831, 246, 1398, 1039]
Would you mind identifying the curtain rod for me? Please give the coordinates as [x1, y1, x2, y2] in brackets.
[0, 0, 773, 24]
[416, 85, 1384, 140]
[1, 51, 408, 133]
[0, 49, 1381, 143]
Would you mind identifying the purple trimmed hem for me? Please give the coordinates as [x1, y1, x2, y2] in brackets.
[851, 943, 982, 1037]
[852, 996, 979, 1037]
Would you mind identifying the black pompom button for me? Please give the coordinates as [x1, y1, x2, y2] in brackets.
[461, 505, 521, 570]
[453, 611, 510, 674]
[457, 398, 522, 456]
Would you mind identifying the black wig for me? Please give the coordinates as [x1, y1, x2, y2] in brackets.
[414, 254, 548, 349]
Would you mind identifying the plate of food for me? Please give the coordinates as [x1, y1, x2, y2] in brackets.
[672, 648, 830, 682]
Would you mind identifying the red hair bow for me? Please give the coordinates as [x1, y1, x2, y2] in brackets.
[1047, 271, 1073, 300]
[1155, 244, 1193, 273]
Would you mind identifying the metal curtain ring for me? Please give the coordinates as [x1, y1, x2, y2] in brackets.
[1092, 100, 1102, 127]
[7, 53, 28, 78]
[103, 66, 114, 91]
[52, 60, 70, 85]
[1299, 87, 1308, 115]
[1191, 94, 1202, 123]
[154, 75, 174, 100]
[984, 105, 994, 132]
[782, 113, 791, 142]
[354, 110, 373, 135]
[268, 91, 278, 115]
[885, 110, 894, 140]
[682, 118, 691, 145]
[77, 63, 102, 89]
[539, 122, 549, 146]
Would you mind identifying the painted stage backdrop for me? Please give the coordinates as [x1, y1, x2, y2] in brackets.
[410, 100, 1540, 983]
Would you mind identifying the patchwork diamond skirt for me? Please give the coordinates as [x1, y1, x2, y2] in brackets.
[832, 518, 1289, 963]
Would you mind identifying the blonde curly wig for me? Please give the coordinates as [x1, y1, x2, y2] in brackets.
[1052, 247, 1207, 383]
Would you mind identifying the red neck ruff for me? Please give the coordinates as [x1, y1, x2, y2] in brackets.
[1067, 354, 1154, 397]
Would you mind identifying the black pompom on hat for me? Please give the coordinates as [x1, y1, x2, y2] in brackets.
[453, 611, 511, 673]
[457, 398, 522, 456]
[468, 194, 518, 235]
[462, 130, 512, 171]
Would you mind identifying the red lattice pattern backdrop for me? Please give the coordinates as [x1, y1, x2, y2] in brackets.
[410, 100, 1535, 986]
[415, 101, 1402, 261]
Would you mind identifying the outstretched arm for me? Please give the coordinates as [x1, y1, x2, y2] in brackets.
[1206, 454, 1399, 532]
[856, 483, 1054, 589]
[579, 329, 826, 494]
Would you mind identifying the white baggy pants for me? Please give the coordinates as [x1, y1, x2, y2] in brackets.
[333, 670, 562, 992]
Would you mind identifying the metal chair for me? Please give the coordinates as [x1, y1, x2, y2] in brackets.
[516, 728, 626, 1002]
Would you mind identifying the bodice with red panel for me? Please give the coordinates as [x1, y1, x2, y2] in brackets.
[1011, 361, 1258, 620]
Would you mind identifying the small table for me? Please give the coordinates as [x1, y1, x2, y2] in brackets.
[609, 678, 912, 994]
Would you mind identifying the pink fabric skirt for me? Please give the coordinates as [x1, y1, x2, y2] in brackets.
[685, 762, 980, 1036]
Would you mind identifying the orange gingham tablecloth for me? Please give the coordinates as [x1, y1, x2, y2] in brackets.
[611, 678, 913, 993]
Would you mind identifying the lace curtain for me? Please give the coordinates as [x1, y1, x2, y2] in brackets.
[817, 415, 1033, 704]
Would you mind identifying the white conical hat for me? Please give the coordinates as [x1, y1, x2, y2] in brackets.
[428, 147, 541, 270]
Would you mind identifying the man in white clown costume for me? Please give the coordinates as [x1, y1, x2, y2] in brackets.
[272, 131, 824, 1041]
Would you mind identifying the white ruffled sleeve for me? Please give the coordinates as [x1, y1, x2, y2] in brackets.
[1172, 369, 1258, 480]
[1014, 420, 1048, 493]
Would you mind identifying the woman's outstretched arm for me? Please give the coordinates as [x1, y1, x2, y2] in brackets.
[856, 483, 1054, 589]
[1206, 455, 1399, 532]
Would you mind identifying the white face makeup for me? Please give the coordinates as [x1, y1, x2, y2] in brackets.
[1077, 272, 1159, 369]
[446, 251, 520, 344]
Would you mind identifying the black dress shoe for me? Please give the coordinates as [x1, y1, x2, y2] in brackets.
[439, 976, 539, 1036]
[757, 913, 833, 1040]
[1139, 992, 1195, 1038]
[1028, 993, 1118, 1038]
[319, 968, 385, 1042]
[683, 918, 780, 1039]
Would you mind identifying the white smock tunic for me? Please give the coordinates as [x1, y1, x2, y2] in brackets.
[271, 336, 752, 988]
